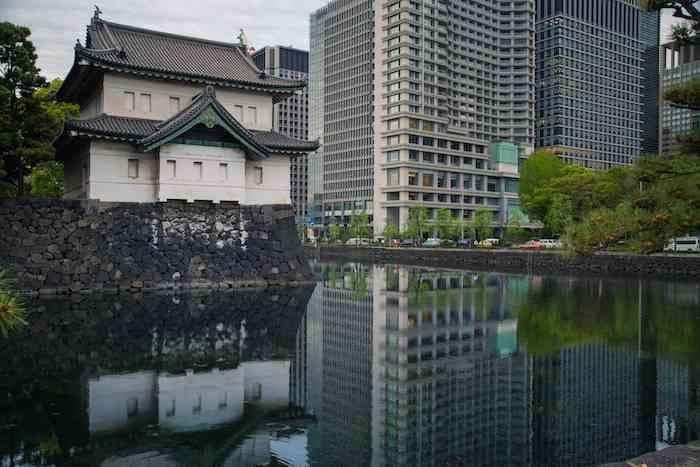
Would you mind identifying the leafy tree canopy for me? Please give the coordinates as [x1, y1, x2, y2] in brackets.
[0, 23, 78, 197]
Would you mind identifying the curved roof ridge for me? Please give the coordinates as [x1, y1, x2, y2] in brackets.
[98, 18, 250, 53]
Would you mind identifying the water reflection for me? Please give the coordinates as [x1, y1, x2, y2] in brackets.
[0, 264, 698, 467]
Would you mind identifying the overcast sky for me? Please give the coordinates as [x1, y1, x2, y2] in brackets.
[0, 0, 684, 81]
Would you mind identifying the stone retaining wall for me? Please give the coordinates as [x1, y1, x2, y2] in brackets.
[306, 246, 700, 279]
[0, 199, 311, 294]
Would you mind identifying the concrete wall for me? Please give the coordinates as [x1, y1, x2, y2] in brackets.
[158, 143, 247, 203]
[0, 199, 311, 293]
[101, 73, 273, 131]
[77, 142, 291, 205]
[88, 141, 158, 202]
[244, 154, 291, 205]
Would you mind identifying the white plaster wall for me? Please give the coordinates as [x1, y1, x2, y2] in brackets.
[63, 142, 90, 199]
[88, 371, 157, 433]
[244, 154, 291, 205]
[101, 73, 273, 130]
[157, 368, 245, 433]
[88, 141, 158, 202]
[158, 143, 246, 203]
[241, 361, 290, 409]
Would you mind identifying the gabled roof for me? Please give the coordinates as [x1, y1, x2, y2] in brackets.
[140, 86, 270, 158]
[58, 88, 319, 156]
[59, 15, 305, 101]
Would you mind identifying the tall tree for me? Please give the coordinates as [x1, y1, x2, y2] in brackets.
[0, 24, 77, 197]
[434, 208, 455, 240]
[473, 207, 493, 240]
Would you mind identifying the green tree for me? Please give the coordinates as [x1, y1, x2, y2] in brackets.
[504, 210, 526, 244]
[406, 206, 429, 240]
[434, 208, 455, 240]
[518, 149, 567, 223]
[452, 215, 473, 240]
[473, 207, 493, 240]
[27, 160, 63, 197]
[382, 222, 399, 243]
[643, 1, 700, 42]
[1, 23, 78, 197]
[348, 210, 370, 239]
[328, 223, 341, 243]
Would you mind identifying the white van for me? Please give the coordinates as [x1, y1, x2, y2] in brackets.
[664, 236, 700, 253]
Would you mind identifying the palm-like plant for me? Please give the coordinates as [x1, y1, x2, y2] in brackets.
[0, 269, 27, 337]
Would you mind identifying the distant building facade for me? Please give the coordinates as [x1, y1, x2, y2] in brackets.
[56, 13, 317, 205]
[253, 46, 311, 223]
[536, 0, 644, 169]
[641, 10, 661, 155]
[310, 0, 536, 235]
[660, 41, 700, 156]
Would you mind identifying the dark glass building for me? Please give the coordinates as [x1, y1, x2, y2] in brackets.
[640, 10, 661, 155]
[535, 0, 643, 168]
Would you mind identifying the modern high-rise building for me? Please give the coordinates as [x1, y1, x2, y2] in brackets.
[252, 46, 310, 223]
[660, 41, 700, 156]
[310, 0, 536, 234]
[640, 10, 661, 155]
[535, 0, 643, 169]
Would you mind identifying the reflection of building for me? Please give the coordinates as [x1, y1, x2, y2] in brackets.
[88, 362, 289, 434]
[532, 343, 652, 467]
[373, 269, 532, 467]
[296, 265, 534, 467]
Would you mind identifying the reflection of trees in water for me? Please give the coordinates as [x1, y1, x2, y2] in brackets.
[514, 276, 700, 364]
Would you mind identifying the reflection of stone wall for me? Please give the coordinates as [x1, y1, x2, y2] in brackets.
[0, 199, 312, 293]
[310, 246, 700, 279]
[0, 287, 313, 396]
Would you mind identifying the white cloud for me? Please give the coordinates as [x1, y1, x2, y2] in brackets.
[2, 0, 327, 80]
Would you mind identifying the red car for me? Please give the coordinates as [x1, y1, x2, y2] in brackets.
[520, 240, 544, 250]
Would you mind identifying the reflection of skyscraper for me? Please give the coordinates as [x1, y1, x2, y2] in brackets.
[532, 343, 651, 467]
[297, 265, 534, 467]
[373, 269, 532, 467]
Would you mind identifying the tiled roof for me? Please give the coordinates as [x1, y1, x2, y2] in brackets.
[64, 114, 158, 139]
[75, 17, 304, 91]
[250, 130, 319, 152]
[61, 91, 318, 155]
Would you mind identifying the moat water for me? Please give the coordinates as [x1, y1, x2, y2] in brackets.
[1, 261, 698, 467]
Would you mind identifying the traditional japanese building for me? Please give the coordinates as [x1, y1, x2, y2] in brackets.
[55, 11, 318, 204]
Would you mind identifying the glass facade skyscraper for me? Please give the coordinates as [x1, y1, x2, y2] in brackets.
[535, 0, 643, 169]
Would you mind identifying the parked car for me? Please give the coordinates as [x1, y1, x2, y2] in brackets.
[520, 240, 544, 250]
[421, 238, 442, 248]
[477, 239, 498, 248]
[442, 239, 456, 248]
[346, 237, 370, 246]
[400, 239, 417, 247]
[457, 238, 473, 248]
[539, 238, 562, 249]
[664, 236, 700, 253]
[390, 238, 402, 247]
